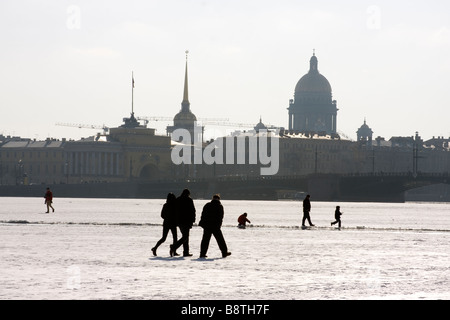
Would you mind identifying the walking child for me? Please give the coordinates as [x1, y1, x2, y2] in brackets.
[331, 205, 343, 229]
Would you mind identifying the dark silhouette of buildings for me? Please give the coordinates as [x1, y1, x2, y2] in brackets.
[1, 52, 450, 202]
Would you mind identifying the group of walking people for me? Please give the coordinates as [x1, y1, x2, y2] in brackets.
[152, 191, 344, 258]
[151, 189, 231, 259]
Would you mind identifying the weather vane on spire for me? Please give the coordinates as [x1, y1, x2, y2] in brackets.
[185, 50, 189, 60]
[313, 48, 315, 56]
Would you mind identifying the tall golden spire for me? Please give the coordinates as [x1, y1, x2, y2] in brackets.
[182, 50, 189, 108]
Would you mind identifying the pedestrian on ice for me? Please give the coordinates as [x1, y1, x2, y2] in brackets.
[302, 194, 314, 227]
[44, 187, 55, 213]
[170, 189, 196, 257]
[199, 194, 231, 258]
[331, 205, 343, 229]
[152, 193, 179, 257]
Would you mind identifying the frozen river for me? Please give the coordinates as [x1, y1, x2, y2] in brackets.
[1, 197, 449, 300]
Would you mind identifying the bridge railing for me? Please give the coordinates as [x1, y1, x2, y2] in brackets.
[161, 171, 450, 184]
[341, 171, 450, 178]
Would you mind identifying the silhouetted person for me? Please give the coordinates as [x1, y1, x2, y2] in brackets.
[44, 187, 54, 213]
[170, 189, 196, 257]
[331, 205, 343, 229]
[302, 194, 314, 227]
[237, 212, 251, 229]
[199, 194, 231, 258]
[152, 193, 179, 256]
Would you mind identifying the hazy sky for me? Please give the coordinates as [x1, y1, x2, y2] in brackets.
[1, 0, 450, 142]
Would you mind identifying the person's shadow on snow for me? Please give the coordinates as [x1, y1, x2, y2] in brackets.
[149, 256, 221, 261]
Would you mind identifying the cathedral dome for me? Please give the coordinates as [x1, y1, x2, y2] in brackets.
[295, 73, 332, 94]
[288, 52, 338, 134]
[294, 54, 332, 95]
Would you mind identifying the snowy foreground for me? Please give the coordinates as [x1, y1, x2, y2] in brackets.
[1, 197, 449, 301]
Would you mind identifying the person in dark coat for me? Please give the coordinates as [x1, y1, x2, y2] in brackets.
[302, 194, 315, 227]
[44, 187, 55, 213]
[331, 205, 343, 229]
[199, 194, 231, 258]
[170, 189, 196, 257]
[151, 193, 179, 256]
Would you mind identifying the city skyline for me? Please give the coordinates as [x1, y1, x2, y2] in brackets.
[1, 1, 450, 142]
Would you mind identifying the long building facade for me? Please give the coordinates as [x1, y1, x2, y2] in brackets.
[0, 123, 174, 186]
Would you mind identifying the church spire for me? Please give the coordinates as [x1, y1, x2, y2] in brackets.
[181, 50, 190, 111]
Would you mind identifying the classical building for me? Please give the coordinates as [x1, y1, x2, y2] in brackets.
[0, 122, 174, 186]
[0, 75, 175, 186]
[0, 137, 68, 185]
[288, 52, 338, 135]
[277, 132, 354, 176]
[108, 122, 173, 181]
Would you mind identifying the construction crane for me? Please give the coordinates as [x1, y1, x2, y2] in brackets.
[56, 118, 281, 134]
[55, 122, 109, 133]
[136, 116, 231, 124]
[137, 116, 266, 128]
[202, 121, 255, 128]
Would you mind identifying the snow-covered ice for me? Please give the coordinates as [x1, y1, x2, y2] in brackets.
[1, 197, 449, 300]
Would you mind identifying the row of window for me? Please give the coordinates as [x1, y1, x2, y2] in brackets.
[0, 163, 61, 175]
[0, 151, 63, 160]
[281, 143, 349, 151]
[0, 162, 121, 176]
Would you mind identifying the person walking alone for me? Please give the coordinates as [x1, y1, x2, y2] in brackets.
[199, 194, 231, 258]
[151, 193, 179, 256]
[44, 187, 55, 213]
[302, 194, 314, 227]
[170, 189, 196, 257]
[331, 205, 343, 229]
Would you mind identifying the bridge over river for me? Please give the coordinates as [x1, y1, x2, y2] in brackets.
[1, 173, 449, 203]
[173, 172, 450, 202]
